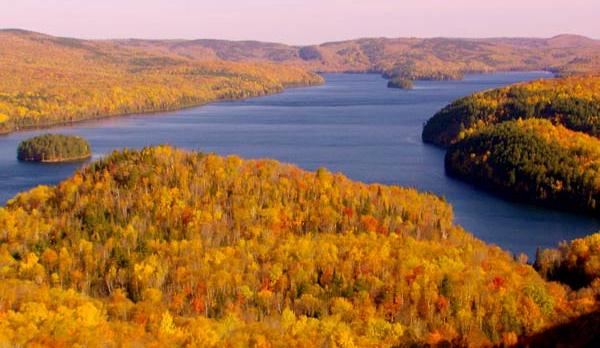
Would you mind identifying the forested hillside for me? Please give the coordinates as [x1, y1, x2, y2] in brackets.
[423, 75, 600, 147]
[115, 34, 600, 80]
[535, 232, 600, 291]
[445, 119, 600, 214]
[0, 146, 598, 346]
[3, 29, 600, 135]
[527, 232, 600, 347]
[422, 74, 600, 216]
[0, 30, 323, 134]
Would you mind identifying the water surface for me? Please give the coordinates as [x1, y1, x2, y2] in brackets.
[1, 72, 598, 257]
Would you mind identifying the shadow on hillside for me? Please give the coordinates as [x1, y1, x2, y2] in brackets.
[516, 310, 600, 348]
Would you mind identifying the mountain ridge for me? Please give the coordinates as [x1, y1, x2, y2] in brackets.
[4, 28, 600, 80]
[3, 28, 597, 45]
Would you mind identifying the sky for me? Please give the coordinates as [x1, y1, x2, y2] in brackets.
[2, 0, 599, 44]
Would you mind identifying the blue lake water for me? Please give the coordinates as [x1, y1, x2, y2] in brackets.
[1, 72, 598, 257]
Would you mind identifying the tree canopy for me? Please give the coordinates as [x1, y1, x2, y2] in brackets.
[422, 76, 600, 147]
[0, 146, 597, 346]
[535, 232, 600, 291]
[445, 119, 600, 214]
[0, 30, 323, 135]
[17, 134, 91, 162]
[387, 78, 414, 90]
[422, 75, 600, 216]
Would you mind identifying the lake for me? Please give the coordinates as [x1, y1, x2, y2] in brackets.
[1, 72, 598, 257]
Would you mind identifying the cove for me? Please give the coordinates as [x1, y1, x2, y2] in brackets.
[1, 72, 598, 257]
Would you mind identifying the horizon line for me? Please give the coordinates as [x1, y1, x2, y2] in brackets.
[2, 28, 598, 46]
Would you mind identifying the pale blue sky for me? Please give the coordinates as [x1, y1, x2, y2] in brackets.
[2, 0, 599, 44]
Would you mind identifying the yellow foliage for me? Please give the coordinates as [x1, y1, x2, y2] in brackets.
[0, 146, 595, 346]
[76, 302, 102, 328]
[158, 311, 178, 336]
[0, 31, 322, 134]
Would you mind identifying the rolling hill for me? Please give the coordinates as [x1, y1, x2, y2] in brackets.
[2, 29, 600, 135]
[114, 33, 600, 79]
[0, 29, 323, 134]
[422, 75, 600, 147]
[0, 146, 598, 346]
[444, 119, 600, 214]
[422, 75, 600, 217]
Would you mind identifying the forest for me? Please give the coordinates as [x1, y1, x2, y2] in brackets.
[529, 232, 600, 346]
[421, 75, 600, 216]
[387, 77, 414, 90]
[2, 28, 600, 346]
[0, 30, 323, 134]
[0, 146, 598, 346]
[2, 30, 600, 136]
[422, 76, 600, 147]
[114, 33, 600, 81]
[535, 232, 600, 291]
[17, 134, 92, 162]
[445, 119, 600, 214]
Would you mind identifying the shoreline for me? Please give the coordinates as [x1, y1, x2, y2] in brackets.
[0, 79, 324, 137]
[0, 70, 555, 137]
[19, 153, 92, 163]
[0, 71, 593, 258]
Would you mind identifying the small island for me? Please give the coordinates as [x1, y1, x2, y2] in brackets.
[387, 77, 414, 89]
[17, 134, 92, 162]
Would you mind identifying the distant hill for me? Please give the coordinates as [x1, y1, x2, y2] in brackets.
[109, 33, 600, 79]
[547, 34, 598, 47]
[0, 29, 323, 134]
[2, 29, 600, 134]
[6, 29, 600, 80]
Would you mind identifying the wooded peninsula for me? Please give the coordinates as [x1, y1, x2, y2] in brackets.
[423, 75, 600, 217]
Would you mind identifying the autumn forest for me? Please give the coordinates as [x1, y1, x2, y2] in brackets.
[1, 24, 600, 348]
[1, 146, 599, 346]
[0, 30, 323, 134]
